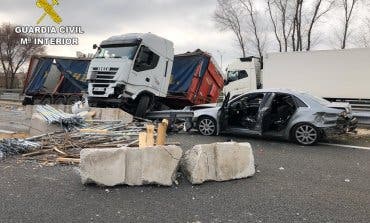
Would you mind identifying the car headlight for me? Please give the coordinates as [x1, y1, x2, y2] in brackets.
[339, 111, 348, 117]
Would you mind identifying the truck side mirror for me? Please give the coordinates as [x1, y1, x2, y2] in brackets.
[93, 44, 98, 49]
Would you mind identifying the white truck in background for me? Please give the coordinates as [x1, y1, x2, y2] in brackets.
[224, 48, 370, 110]
[223, 57, 262, 97]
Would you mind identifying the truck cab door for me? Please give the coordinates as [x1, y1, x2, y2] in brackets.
[128, 45, 162, 94]
[218, 93, 230, 134]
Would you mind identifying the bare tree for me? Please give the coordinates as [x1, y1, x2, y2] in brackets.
[239, 0, 266, 59]
[356, 17, 370, 47]
[306, 0, 335, 50]
[266, 0, 294, 52]
[0, 23, 45, 89]
[338, 0, 360, 49]
[291, 0, 304, 51]
[214, 0, 247, 57]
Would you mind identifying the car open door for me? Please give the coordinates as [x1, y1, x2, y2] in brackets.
[217, 93, 230, 134]
[254, 92, 275, 134]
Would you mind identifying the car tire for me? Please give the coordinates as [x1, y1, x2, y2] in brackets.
[135, 95, 150, 118]
[197, 116, 217, 136]
[292, 123, 320, 146]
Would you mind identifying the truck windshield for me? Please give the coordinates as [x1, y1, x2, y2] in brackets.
[227, 70, 248, 83]
[95, 44, 138, 59]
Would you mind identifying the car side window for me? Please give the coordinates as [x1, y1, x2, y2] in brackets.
[134, 46, 160, 72]
[229, 93, 264, 109]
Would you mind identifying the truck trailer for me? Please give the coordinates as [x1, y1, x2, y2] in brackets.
[224, 48, 370, 109]
[23, 55, 91, 105]
[87, 33, 224, 116]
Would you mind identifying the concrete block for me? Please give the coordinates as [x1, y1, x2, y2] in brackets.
[29, 113, 62, 136]
[80, 148, 127, 186]
[181, 142, 255, 184]
[80, 145, 183, 187]
[90, 108, 133, 123]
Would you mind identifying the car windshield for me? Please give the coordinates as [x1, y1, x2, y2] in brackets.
[95, 44, 138, 59]
[301, 92, 331, 106]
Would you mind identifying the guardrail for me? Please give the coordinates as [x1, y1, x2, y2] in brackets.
[0, 89, 23, 101]
[354, 111, 370, 126]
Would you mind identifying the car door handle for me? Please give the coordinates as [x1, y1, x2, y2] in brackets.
[145, 77, 150, 82]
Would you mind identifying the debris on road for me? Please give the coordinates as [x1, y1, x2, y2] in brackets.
[36, 105, 84, 130]
[0, 139, 41, 158]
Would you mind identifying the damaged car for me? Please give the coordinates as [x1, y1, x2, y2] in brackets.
[188, 89, 357, 145]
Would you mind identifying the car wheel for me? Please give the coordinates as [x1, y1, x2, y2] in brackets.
[293, 123, 319, 146]
[197, 116, 217, 136]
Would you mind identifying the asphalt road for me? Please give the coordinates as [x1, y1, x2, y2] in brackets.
[0, 133, 369, 223]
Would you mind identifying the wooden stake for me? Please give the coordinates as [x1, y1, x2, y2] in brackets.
[139, 132, 147, 148]
[56, 157, 80, 164]
[146, 124, 155, 147]
[156, 119, 169, 146]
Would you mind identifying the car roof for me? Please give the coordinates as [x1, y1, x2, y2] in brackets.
[245, 88, 304, 96]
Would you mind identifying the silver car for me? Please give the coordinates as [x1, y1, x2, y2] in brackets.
[189, 89, 357, 145]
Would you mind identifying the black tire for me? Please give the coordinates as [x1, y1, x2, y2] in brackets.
[54, 96, 66, 105]
[197, 116, 217, 136]
[292, 123, 320, 146]
[67, 95, 81, 105]
[40, 96, 52, 105]
[135, 95, 151, 118]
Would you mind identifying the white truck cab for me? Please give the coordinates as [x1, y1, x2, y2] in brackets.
[223, 57, 262, 97]
[87, 33, 174, 116]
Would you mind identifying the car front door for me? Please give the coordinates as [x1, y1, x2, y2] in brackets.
[220, 92, 271, 135]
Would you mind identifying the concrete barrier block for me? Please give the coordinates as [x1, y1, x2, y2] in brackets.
[80, 148, 127, 186]
[29, 113, 61, 136]
[80, 146, 183, 187]
[90, 108, 133, 123]
[181, 142, 255, 184]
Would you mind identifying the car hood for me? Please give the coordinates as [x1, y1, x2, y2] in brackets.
[193, 106, 220, 120]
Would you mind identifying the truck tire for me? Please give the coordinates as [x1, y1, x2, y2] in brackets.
[41, 96, 52, 105]
[135, 95, 150, 118]
[54, 96, 66, 105]
[67, 95, 81, 105]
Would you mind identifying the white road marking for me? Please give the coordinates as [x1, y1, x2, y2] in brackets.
[319, 143, 370, 150]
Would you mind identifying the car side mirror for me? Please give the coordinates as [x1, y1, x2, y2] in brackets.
[93, 44, 98, 49]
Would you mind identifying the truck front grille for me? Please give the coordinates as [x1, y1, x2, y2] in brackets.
[91, 67, 119, 81]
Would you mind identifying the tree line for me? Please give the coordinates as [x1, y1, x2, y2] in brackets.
[214, 0, 369, 59]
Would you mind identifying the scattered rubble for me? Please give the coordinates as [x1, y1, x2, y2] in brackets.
[181, 142, 255, 184]
[0, 139, 40, 159]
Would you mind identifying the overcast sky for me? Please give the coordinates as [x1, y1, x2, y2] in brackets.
[0, 0, 239, 69]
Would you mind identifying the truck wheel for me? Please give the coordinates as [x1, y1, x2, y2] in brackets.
[41, 96, 52, 105]
[54, 96, 66, 105]
[135, 95, 150, 117]
[67, 95, 81, 105]
[292, 123, 319, 146]
[197, 116, 217, 136]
